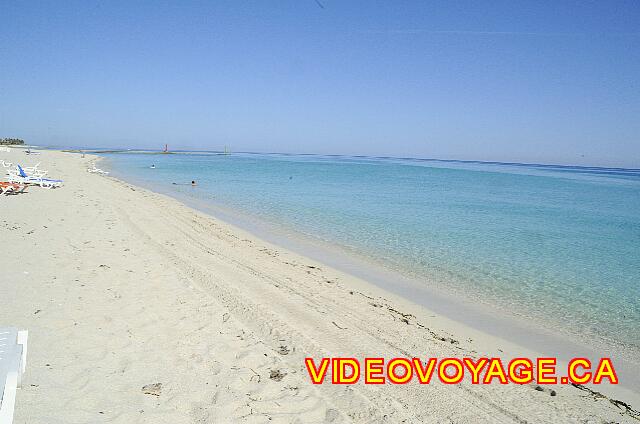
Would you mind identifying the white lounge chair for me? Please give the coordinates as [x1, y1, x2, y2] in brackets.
[0, 183, 27, 196]
[87, 165, 109, 175]
[20, 163, 47, 177]
[0, 329, 28, 424]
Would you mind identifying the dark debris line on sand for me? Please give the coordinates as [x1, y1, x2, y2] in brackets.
[571, 384, 640, 420]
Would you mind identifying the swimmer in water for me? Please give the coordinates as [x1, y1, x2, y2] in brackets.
[191, 180, 197, 186]
[150, 164, 155, 169]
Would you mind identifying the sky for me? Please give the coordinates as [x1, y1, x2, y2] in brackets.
[1, 1, 639, 167]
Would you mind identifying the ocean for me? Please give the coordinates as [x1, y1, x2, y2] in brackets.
[101, 152, 640, 360]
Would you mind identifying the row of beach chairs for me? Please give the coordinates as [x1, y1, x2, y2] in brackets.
[1, 160, 63, 192]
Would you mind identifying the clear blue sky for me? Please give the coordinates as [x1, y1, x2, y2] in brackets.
[1, 1, 638, 166]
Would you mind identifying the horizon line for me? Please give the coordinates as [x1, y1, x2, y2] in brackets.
[38, 144, 640, 172]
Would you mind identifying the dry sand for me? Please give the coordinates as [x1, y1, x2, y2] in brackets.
[1, 148, 638, 423]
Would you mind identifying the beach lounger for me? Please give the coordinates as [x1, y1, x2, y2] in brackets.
[0, 329, 28, 424]
[87, 165, 109, 175]
[6, 174, 49, 189]
[0, 182, 27, 195]
[0, 183, 13, 195]
[0, 182, 27, 196]
[8, 166, 62, 189]
[20, 163, 47, 177]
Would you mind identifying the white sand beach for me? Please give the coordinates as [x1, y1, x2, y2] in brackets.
[1, 148, 638, 423]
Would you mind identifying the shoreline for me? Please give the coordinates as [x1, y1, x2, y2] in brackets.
[2, 148, 639, 422]
[101, 154, 640, 390]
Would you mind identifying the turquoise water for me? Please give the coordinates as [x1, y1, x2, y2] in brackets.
[103, 152, 640, 355]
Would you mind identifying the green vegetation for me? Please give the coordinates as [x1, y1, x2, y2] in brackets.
[0, 138, 25, 145]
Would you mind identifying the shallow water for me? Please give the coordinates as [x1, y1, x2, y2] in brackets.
[102, 152, 640, 357]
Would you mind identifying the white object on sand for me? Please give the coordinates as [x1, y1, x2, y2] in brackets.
[0, 329, 28, 424]
[20, 163, 47, 177]
[87, 165, 109, 175]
